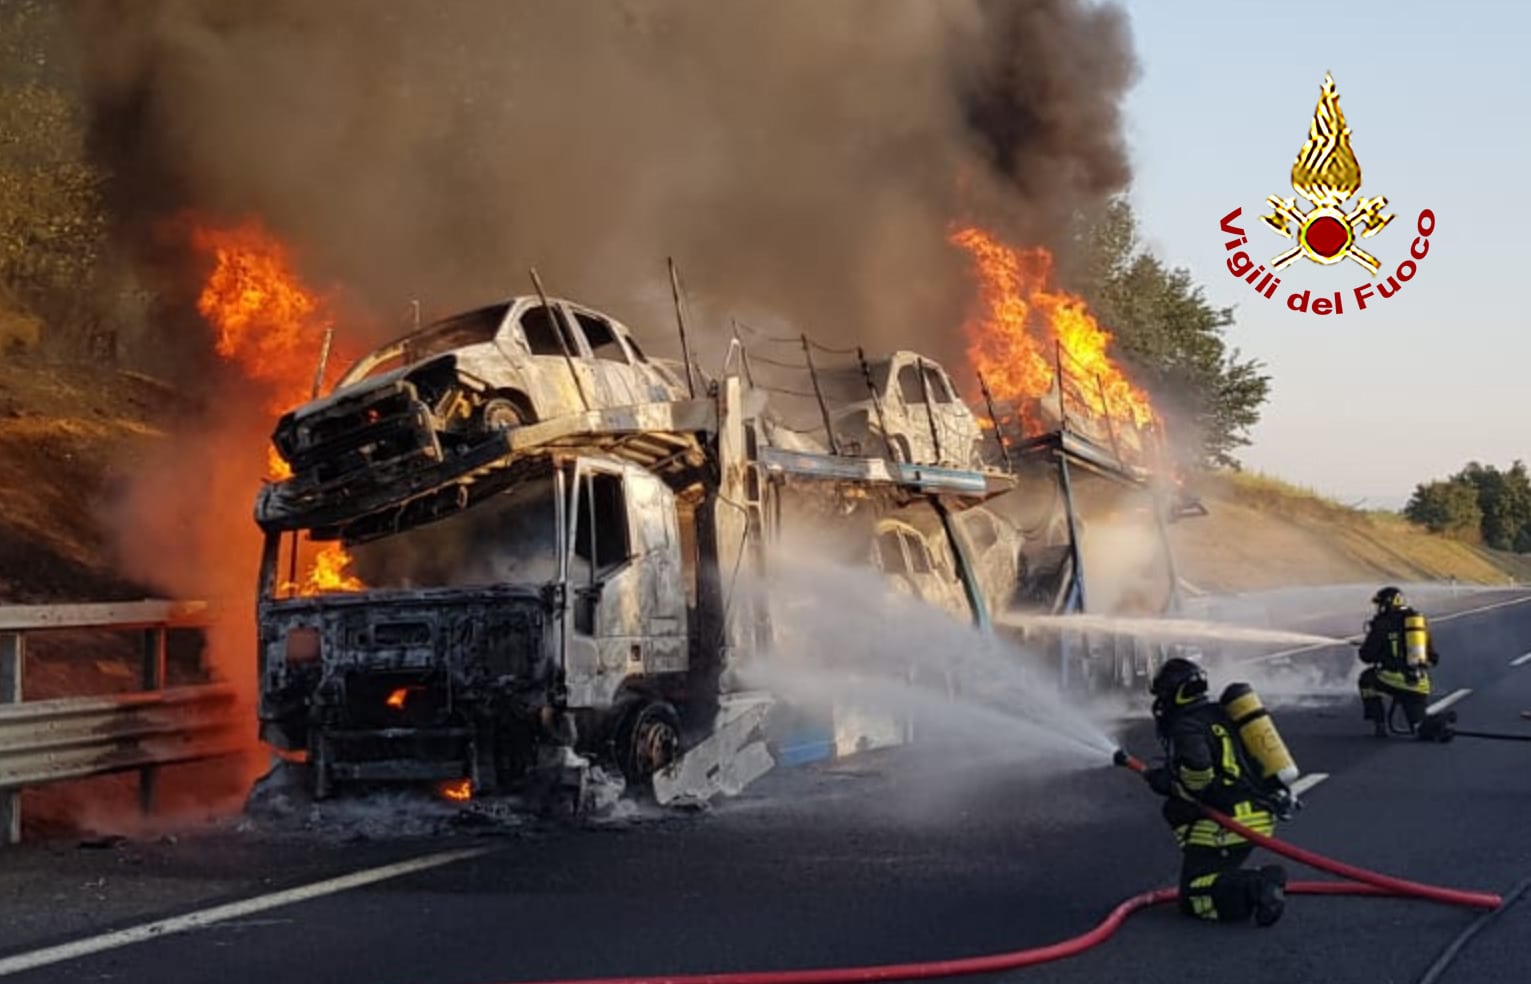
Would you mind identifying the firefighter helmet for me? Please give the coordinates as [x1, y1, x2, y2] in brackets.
[1372, 586, 1406, 612]
[1150, 656, 1208, 705]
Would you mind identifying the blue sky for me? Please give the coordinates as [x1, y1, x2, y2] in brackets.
[1117, 0, 1522, 506]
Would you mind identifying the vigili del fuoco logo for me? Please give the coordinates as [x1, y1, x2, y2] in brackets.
[1219, 72, 1434, 316]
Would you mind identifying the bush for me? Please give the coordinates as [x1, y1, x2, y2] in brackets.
[1404, 479, 1483, 540]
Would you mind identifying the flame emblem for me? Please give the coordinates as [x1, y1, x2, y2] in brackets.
[1261, 73, 1394, 275]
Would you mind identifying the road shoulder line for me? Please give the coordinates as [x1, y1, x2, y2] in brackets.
[0, 846, 490, 977]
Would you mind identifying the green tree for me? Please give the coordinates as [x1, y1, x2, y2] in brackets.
[1456, 461, 1531, 552]
[1404, 479, 1483, 539]
[1067, 198, 1270, 468]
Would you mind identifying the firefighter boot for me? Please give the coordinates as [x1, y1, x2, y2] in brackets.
[1253, 865, 1287, 927]
[1362, 695, 1387, 738]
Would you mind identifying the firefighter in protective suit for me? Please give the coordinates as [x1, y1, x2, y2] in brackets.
[1142, 658, 1290, 926]
[1358, 586, 1439, 736]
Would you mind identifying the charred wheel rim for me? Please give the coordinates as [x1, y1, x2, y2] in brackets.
[479, 398, 524, 433]
[619, 701, 681, 785]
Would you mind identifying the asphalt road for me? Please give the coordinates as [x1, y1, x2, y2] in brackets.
[3, 588, 1531, 984]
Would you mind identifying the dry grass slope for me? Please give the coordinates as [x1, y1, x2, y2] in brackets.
[1170, 471, 1531, 594]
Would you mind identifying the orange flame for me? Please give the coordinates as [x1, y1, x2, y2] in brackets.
[306, 541, 363, 592]
[189, 217, 363, 591]
[385, 687, 410, 710]
[438, 779, 473, 802]
[190, 221, 343, 417]
[949, 227, 1157, 442]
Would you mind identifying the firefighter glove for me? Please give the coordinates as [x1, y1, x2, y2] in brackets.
[1268, 787, 1298, 821]
[1144, 767, 1174, 797]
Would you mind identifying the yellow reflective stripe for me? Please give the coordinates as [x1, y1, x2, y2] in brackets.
[1377, 669, 1430, 694]
[1186, 822, 1240, 847]
[1179, 766, 1214, 791]
[1189, 874, 1218, 889]
[1214, 724, 1241, 779]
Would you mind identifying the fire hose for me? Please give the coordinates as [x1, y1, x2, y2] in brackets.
[492, 754, 1502, 984]
[1110, 750, 1502, 911]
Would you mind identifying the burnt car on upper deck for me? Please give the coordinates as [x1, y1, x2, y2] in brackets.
[268, 296, 689, 506]
[818, 351, 985, 470]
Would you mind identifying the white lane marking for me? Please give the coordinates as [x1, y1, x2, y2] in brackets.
[1510, 652, 1531, 667]
[1289, 772, 1329, 797]
[0, 846, 489, 977]
[1252, 594, 1531, 664]
[1427, 688, 1473, 716]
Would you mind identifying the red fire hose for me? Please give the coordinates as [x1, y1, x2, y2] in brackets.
[496, 883, 1414, 984]
[491, 755, 1501, 984]
[1113, 751, 1502, 911]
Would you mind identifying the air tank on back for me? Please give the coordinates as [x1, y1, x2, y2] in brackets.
[1403, 612, 1430, 668]
[1220, 682, 1298, 786]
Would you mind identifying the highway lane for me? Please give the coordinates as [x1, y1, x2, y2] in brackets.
[1, 591, 1529, 984]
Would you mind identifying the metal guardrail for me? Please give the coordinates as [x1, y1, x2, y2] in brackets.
[0, 600, 232, 845]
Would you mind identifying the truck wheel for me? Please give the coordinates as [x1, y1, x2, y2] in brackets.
[614, 700, 681, 792]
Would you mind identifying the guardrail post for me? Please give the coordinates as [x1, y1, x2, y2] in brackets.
[1, 631, 23, 845]
[139, 626, 167, 817]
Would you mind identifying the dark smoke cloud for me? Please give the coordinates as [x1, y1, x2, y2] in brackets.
[69, 0, 1137, 374]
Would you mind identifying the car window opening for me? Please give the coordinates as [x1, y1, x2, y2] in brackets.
[923, 365, 953, 403]
[877, 529, 908, 576]
[903, 532, 932, 574]
[576, 313, 631, 364]
[897, 364, 926, 404]
[522, 305, 577, 357]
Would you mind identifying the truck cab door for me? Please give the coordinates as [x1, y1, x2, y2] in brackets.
[562, 460, 685, 709]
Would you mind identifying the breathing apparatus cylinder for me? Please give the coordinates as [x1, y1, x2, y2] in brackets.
[1220, 682, 1298, 786]
[1403, 613, 1430, 668]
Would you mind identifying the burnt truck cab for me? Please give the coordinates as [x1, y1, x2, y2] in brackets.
[256, 451, 703, 800]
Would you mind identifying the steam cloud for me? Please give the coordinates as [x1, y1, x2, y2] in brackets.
[70, 0, 1137, 371]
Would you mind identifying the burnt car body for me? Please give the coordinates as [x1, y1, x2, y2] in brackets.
[265, 296, 688, 522]
[820, 351, 985, 470]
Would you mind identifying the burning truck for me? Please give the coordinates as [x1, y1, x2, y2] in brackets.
[225, 215, 1197, 804]
[252, 296, 1015, 805]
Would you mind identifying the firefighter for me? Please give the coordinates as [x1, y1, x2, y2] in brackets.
[1358, 586, 1439, 737]
[1142, 657, 1290, 926]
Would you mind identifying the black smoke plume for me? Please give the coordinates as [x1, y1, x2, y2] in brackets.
[69, 0, 1137, 372]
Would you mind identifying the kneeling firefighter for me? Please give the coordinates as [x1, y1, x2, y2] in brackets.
[1358, 586, 1439, 736]
[1142, 658, 1296, 926]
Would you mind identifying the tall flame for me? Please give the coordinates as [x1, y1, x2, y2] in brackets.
[191, 221, 342, 423]
[949, 226, 1157, 443]
[189, 217, 364, 594]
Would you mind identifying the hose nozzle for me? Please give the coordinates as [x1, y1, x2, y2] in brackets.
[1112, 748, 1146, 772]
